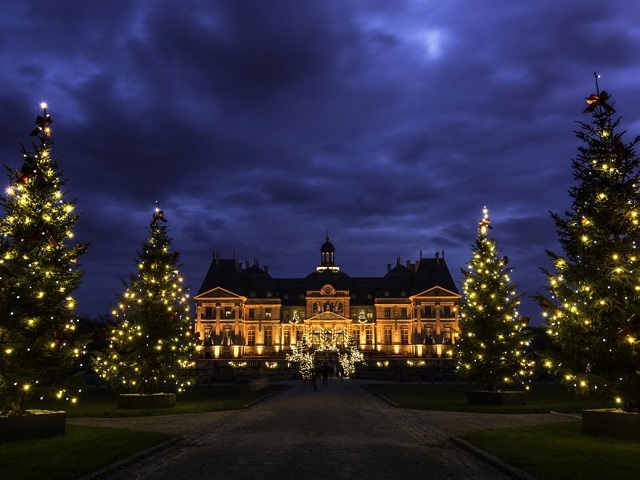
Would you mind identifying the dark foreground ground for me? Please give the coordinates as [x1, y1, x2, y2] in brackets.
[71, 380, 573, 480]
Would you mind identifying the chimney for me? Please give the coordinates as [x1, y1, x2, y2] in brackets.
[387, 263, 392, 272]
[406, 260, 411, 268]
[215, 250, 220, 265]
[435, 251, 440, 264]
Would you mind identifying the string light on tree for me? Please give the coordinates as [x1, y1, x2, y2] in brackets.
[0, 104, 90, 416]
[338, 333, 364, 378]
[286, 331, 315, 380]
[93, 203, 196, 395]
[537, 73, 640, 412]
[455, 207, 534, 392]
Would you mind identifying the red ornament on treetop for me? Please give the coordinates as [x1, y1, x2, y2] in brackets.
[583, 91, 614, 113]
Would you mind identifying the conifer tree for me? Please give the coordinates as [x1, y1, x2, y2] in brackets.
[456, 207, 533, 391]
[538, 74, 640, 411]
[286, 332, 314, 380]
[0, 104, 89, 416]
[338, 333, 364, 378]
[94, 205, 195, 394]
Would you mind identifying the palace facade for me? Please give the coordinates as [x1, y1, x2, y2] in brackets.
[193, 238, 460, 361]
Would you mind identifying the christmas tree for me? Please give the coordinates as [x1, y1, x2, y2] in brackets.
[286, 332, 314, 380]
[456, 207, 533, 391]
[94, 204, 196, 394]
[538, 74, 640, 411]
[338, 333, 364, 378]
[0, 104, 89, 416]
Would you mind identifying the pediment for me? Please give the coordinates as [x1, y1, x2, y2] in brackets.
[411, 286, 460, 300]
[306, 311, 351, 323]
[194, 286, 247, 301]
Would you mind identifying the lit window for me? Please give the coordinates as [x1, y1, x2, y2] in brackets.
[401, 327, 409, 345]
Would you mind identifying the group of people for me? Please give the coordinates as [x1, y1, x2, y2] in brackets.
[309, 364, 340, 391]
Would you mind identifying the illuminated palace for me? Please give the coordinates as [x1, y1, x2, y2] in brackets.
[193, 237, 460, 361]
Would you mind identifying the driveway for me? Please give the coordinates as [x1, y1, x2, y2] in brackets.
[72, 380, 574, 479]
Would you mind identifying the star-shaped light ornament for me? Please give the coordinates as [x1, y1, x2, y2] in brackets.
[30, 102, 54, 137]
[478, 206, 492, 235]
[152, 202, 168, 225]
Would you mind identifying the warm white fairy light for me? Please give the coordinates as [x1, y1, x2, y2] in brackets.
[456, 207, 534, 391]
[93, 206, 196, 395]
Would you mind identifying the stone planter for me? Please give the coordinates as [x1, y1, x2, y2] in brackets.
[467, 390, 526, 406]
[582, 408, 640, 440]
[0, 410, 66, 443]
[117, 393, 176, 409]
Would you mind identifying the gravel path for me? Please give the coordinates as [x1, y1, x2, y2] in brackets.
[71, 380, 577, 480]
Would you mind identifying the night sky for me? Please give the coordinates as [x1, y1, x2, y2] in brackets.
[1, 1, 639, 322]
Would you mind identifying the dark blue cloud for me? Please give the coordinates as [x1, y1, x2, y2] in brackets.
[1, 0, 639, 322]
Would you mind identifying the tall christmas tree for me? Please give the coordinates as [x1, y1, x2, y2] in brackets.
[94, 204, 196, 394]
[0, 104, 89, 416]
[538, 74, 640, 411]
[455, 207, 533, 391]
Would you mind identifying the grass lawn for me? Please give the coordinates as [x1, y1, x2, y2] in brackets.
[26, 382, 287, 418]
[461, 421, 640, 480]
[1, 383, 287, 479]
[363, 383, 609, 413]
[365, 383, 640, 479]
[0, 425, 175, 480]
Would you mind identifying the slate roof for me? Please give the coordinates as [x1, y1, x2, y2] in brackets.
[412, 256, 458, 294]
[197, 258, 244, 295]
[197, 251, 458, 303]
[380, 263, 414, 297]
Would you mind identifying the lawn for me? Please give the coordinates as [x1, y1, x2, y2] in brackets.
[0, 425, 174, 480]
[363, 382, 609, 413]
[461, 421, 640, 480]
[365, 383, 639, 479]
[25, 382, 287, 417]
[1, 383, 287, 479]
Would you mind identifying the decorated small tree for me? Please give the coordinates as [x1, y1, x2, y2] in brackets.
[538, 74, 640, 412]
[94, 205, 196, 396]
[338, 333, 364, 378]
[286, 333, 315, 380]
[0, 104, 89, 416]
[456, 207, 533, 392]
